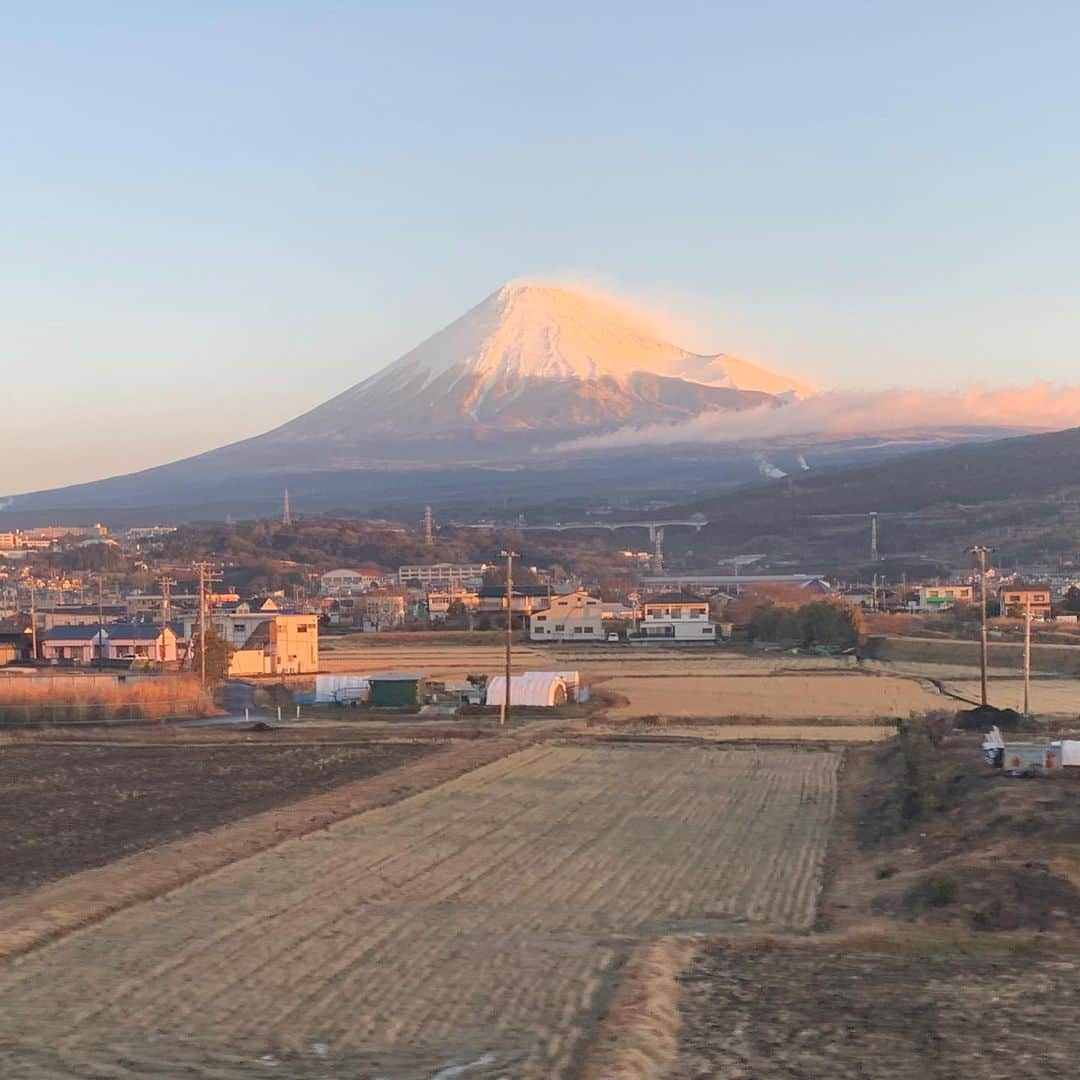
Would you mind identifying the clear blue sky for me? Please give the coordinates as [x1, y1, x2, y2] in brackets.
[6, 2, 1080, 489]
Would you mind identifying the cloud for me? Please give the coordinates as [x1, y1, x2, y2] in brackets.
[560, 382, 1080, 452]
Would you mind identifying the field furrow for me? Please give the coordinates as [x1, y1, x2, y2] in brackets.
[0, 743, 838, 1078]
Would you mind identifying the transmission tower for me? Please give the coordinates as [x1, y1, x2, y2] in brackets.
[423, 505, 434, 547]
[282, 489, 292, 526]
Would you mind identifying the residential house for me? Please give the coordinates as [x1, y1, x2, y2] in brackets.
[916, 584, 975, 612]
[104, 624, 178, 663]
[0, 622, 33, 664]
[179, 608, 320, 673]
[361, 589, 407, 631]
[530, 591, 604, 642]
[40, 625, 107, 664]
[228, 614, 320, 676]
[637, 593, 718, 641]
[36, 605, 126, 631]
[999, 583, 1053, 619]
[477, 585, 552, 619]
[427, 586, 480, 621]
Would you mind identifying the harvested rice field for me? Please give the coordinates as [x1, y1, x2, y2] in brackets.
[0, 743, 838, 1079]
[602, 672, 946, 721]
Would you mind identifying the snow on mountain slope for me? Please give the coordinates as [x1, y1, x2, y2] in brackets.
[279, 283, 807, 439]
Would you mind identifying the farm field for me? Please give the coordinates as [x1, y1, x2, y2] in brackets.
[602, 672, 945, 721]
[590, 722, 894, 742]
[940, 676, 1080, 716]
[0, 730, 439, 900]
[666, 940, 1080, 1079]
[0, 742, 838, 1079]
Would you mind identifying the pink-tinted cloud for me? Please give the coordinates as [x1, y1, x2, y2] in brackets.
[561, 382, 1080, 451]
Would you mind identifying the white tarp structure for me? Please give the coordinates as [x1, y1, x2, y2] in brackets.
[486, 673, 567, 708]
[315, 674, 370, 704]
[1060, 740, 1080, 767]
[525, 669, 580, 700]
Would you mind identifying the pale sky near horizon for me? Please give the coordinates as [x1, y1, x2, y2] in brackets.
[5, 2, 1080, 491]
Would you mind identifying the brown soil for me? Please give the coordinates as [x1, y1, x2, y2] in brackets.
[669, 939, 1080, 1079]
[821, 735, 1080, 935]
[0, 730, 437, 899]
[0, 745, 838, 1078]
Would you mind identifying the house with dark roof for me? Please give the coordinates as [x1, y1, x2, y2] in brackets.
[39, 623, 177, 664]
[104, 623, 178, 663]
[0, 622, 33, 664]
[40, 624, 107, 664]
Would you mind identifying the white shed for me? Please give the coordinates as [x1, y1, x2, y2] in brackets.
[486, 673, 568, 708]
[314, 674, 370, 704]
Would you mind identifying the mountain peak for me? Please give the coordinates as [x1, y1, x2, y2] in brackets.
[371, 280, 811, 397]
[271, 281, 813, 443]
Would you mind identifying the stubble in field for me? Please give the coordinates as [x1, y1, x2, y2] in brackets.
[0, 743, 838, 1078]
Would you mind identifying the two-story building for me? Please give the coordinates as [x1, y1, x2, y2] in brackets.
[916, 584, 975, 612]
[530, 591, 604, 642]
[637, 593, 717, 641]
[999, 583, 1053, 619]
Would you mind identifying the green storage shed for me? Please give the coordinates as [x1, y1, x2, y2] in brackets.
[367, 673, 424, 708]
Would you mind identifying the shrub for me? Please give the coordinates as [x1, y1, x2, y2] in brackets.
[924, 875, 958, 907]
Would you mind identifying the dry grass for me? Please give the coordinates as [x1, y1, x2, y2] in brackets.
[602, 673, 944, 721]
[0, 744, 838, 1077]
[0, 676, 213, 722]
[582, 938, 698, 1080]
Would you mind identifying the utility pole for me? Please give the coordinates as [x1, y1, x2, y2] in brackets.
[29, 583, 37, 662]
[499, 549, 517, 726]
[1023, 594, 1032, 718]
[158, 576, 175, 663]
[193, 561, 222, 686]
[968, 545, 995, 706]
[97, 574, 105, 668]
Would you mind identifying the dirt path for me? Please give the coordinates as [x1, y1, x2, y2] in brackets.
[0, 744, 838, 1079]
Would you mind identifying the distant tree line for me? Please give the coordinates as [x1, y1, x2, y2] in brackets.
[747, 599, 864, 649]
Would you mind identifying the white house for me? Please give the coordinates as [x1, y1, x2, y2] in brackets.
[638, 594, 717, 641]
[530, 591, 604, 642]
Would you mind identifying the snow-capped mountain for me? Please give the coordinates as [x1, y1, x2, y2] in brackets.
[1, 282, 821, 520]
[274, 283, 809, 440]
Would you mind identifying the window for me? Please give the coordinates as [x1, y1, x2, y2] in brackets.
[536, 614, 547, 621]
[702, 626, 713, 634]
[573, 626, 584, 634]
[297, 624, 308, 633]
[583, 626, 594, 633]
[234, 623, 246, 633]
[555, 624, 565, 632]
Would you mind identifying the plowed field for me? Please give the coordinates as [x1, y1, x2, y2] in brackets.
[0, 743, 838, 1079]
